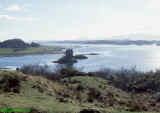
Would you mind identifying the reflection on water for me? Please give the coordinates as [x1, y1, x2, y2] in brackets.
[1, 43, 160, 72]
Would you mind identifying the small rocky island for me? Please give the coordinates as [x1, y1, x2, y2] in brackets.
[54, 49, 88, 64]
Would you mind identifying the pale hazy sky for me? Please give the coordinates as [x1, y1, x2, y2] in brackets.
[0, 0, 160, 41]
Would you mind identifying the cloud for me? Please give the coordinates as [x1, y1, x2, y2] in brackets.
[0, 15, 37, 21]
[5, 4, 23, 12]
[147, 0, 160, 9]
[0, 15, 16, 20]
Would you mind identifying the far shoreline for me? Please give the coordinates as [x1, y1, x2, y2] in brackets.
[0, 46, 65, 57]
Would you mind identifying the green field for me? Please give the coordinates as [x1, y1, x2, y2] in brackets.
[0, 46, 64, 55]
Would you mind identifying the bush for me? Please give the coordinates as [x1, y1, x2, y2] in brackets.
[19, 64, 83, 80]
[20, 64, 160, 93]
[76, 84, 85, 91]
[87, 88, 102, 103]
[0, 74, 21, 93]
[96, 67, 160, 93]
[127, 100, 148, 112]
[20, 65, 52, 76]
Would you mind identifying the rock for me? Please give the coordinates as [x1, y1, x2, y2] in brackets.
[57, 97, 68, 103]
[29, 108, 46, 113]
[55, 56, 77, 64]
[74, 55, 88, 59]
[85, 53, 99, 55]
[153, 92, 160, 102]
[23, 76, 33, 81]
[79, 109, 101, 113]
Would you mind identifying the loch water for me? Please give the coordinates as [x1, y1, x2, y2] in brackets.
[0, 42, 160, 72]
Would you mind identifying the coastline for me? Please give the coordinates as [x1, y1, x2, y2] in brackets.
[0, 46, 65, 57]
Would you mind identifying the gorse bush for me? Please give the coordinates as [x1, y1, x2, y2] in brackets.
[19, 64, 160, 93]
[87, 88, 102, 103]
[0, 72, 21, 93]
[96, 68, 160, 93]
[19, 64, 81, 80]
[20, 65, 52, 76]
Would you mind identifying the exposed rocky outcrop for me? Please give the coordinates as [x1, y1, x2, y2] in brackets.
[74, 54, 88, 59]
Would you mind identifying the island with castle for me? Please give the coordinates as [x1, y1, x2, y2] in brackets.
[54, 49, 88, 64]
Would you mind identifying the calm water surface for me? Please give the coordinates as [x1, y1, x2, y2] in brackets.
[0, 43, 160, 72]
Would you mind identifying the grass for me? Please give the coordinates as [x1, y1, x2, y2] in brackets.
[0, 93, 80, 113]
[0, 46, 63, 55]
[0, 71, 81, 113]
[0, 48, 14, 54]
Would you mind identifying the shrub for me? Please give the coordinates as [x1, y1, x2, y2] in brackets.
[20, 65, 52, 76]
[96, 67, 160, 93]
[20, 64, 81, 79]
[127, 101, 148, 112]
[0, 74, 21, 93]
[76, 84, 85, 91]
[87, 88, 102, 103]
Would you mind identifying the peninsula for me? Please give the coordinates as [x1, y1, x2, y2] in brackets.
[0, 39, 64, 55]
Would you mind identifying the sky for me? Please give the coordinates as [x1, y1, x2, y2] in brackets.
[0, 0, 160, 41]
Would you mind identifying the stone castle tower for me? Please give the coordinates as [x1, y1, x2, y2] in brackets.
[65, 49, 73, 58]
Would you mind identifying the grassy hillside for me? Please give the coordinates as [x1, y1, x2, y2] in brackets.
[0, 69, 159, 113]
[0, 46, 63, 55]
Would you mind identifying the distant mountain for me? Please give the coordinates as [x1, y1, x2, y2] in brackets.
[82, 34, 160, 45]
[110, 34, 160, 40]
[43, 39, 160, 46]
[83, 40, 160, 45]
[0, 39, 40, 48]
[40, 34, 160, 46]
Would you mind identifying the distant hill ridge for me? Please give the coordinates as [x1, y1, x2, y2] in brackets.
[0, 39, 40, 48]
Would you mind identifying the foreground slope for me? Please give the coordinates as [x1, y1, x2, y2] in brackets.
[0, 70, 159, 113]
